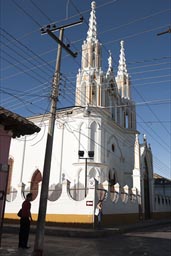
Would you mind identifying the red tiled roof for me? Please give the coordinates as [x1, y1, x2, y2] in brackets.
[0, 107, 40, 138]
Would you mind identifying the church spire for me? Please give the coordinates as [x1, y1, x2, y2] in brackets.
[75, 1, 103, 107]
[117, 41, 128, 77]
[116, 40, 131, 99]
[106, 50, 114, 76]
[86, 1, 97, 43]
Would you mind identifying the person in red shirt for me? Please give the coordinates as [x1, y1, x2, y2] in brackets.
[18, 193, 32, 249]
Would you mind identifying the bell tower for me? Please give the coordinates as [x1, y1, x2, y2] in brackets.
[75, 2, 136, 130]
[75, 1, 105, 107]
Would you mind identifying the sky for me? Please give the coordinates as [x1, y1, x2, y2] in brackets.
[0, 0, 171, 179]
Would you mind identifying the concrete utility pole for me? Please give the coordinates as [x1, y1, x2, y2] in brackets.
[33, 18, 83, 256]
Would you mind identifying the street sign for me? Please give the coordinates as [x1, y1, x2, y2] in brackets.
[86, 201, 93, 206]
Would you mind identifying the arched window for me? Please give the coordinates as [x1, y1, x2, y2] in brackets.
[30, 169, 42, 200]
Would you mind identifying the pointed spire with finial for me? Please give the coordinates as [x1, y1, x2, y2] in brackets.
[143, 134, 147, 146]
[117, 40, 128, 77]
[106, 50, 114, 76]
[86, 1, 97, 43]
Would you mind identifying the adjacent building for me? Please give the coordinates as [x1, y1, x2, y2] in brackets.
[0, 106, 40, 240]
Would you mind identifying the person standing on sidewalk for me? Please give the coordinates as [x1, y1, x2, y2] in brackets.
[18, 193, 32, 249]
[95, 200, 103, 229]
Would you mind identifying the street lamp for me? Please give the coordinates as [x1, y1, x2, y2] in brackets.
[78, 150, 94, 197]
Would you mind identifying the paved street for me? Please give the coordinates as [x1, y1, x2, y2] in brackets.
[0, 223, 171, 255]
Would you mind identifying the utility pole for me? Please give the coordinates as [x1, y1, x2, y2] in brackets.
[33, 18, 83, 256]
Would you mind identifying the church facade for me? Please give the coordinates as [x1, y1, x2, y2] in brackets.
[5, 1, 170, 225]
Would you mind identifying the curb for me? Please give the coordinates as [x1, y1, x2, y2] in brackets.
[2, 219, 171, 238]
[2, 224, 121, 238]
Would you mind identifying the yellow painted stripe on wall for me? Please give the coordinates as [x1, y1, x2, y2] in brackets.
[4, 212, 171, 225]
[4, 213, 94, 224]
[45, 214, 94, 223]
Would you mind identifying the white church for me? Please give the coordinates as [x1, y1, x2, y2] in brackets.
[5, 1, 170, 226]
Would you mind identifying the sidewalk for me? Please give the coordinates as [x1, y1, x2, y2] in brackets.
[2, 218, 170, 237]
[0, 219, 170, 256]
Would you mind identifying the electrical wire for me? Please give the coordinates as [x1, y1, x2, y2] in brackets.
[12, 0, 42, 27]
[0, 28, 54, 73]
[30, 0, 53, 23]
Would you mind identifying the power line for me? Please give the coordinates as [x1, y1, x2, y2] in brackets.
[137, 113, 170, 152]
[134, 87, 171, 136]
[0, 28, 54, 72]
[0, 88, 50, 115]
[1, 55, 45, 84]
[12, 0, 42, 27]
[104, 24, 170, 46]
[0, 42, 51, 80]
[127, 57, 171, 66]
[30, 0, 52, 23]
[99, 9, 171, 37]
